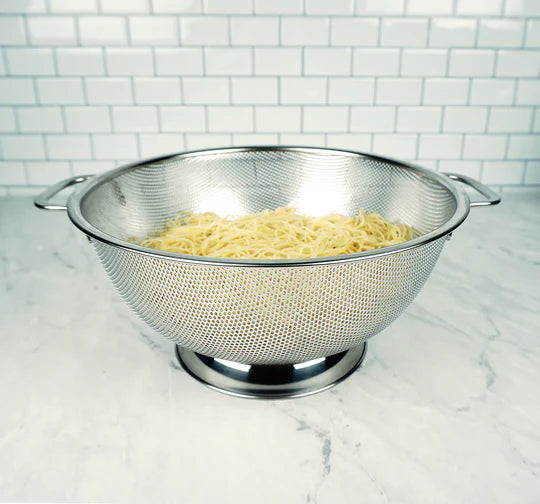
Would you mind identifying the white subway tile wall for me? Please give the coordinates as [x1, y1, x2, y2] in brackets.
[78, 16, 128, 45]
[0, 108, 17, 132]
[56, 48, 105, 75]
[64, 106, 111, 132]
[112, 106, 159, 132]
[0, 0, 538, 190]
[429, 18, 477, 47]
[6, 48, 55, 75]
[17, 106, 64, 132]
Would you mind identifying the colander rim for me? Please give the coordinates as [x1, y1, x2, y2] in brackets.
[67, 145, 470, 267]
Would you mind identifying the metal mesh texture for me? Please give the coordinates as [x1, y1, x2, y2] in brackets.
[81, 149, 456, 241]
[94, 238, 445, 364]
[79, 148, 456, 364]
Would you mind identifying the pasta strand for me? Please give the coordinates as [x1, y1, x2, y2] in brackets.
[139, 206, 413, 259]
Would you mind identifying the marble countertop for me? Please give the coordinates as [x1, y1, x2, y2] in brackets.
[1, 190, 539, 503]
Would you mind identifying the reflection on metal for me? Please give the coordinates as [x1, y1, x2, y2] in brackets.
[293, 357, 325, 370]
[176, 343, 368, 400]
[214, 358, 251, 373]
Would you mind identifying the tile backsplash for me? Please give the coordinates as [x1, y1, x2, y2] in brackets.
[1, 0, 539, 192]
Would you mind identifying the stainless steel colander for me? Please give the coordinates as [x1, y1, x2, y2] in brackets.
[35, 147, 500, 398]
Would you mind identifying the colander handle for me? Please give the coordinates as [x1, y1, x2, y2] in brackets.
[34, 174, 94, 211]
[443, 173, 501, 208]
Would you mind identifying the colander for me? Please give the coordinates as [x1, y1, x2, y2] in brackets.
[35, 147, 500, 398]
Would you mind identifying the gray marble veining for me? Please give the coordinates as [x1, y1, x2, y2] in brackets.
[0, 191, 539, 503]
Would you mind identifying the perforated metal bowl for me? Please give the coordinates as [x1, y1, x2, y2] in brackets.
[36, 147, 500, 397]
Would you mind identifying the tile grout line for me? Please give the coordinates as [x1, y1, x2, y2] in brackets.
[504, 132, 511, 160]
[466, 76, 473, 106]
[439, 103, 445, 133]
[521, 18, 528, 48]
[484, 105, 491, 133]
[473, 16, 480, 48]
[512, 77, 519, 106]
[492, 48, 499, 79]
[520, 160, 527, 184]
[529, 105, 537, 132]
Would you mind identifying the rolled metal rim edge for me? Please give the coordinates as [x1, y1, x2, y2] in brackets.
[66, 145, 470, 267]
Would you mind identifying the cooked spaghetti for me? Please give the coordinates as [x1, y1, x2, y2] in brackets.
[139, 206, 413, 259]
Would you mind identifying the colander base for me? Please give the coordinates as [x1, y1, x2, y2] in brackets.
[175, 343, 367, 399]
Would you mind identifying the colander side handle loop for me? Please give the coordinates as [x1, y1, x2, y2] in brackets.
[34, 174, 94, 211]
[443, 173, 501, 208]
